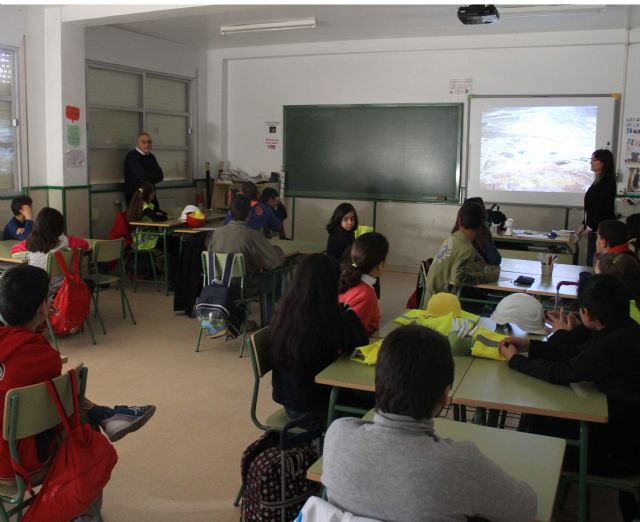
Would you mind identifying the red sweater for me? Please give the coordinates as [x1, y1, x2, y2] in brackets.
[339, 281, 380, 335]
[0, 327, 62, 480]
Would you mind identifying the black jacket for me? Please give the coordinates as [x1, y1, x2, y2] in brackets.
[123, 149, 164, 205]
[583, 175, 616, 231]
[327, 228, 355, 262]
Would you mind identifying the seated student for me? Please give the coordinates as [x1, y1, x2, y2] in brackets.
[596, 252, 640, 324]
[126, 181, 168, 251]
[322, 324, 537, 522]
[11, 207, 90, 270]
[223, 181, 286, 239]
[209, 194, 285, 302]
[326, 202, 358, 262]
[270, 254, 368, 420]
[259, 187, 287, 236]
[0, 265, 156, 487]
[338, 232, 388, 335]
[499, 274, 640, 522]
[3, 196, 33, 241]
[451, 197, 502, 266]
[424, 201, 500, 304]
[596, 218, 633, 256]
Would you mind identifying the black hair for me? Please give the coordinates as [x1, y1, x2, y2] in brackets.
[326, 203, 359, 234]
[376, 324, 454, 420]
[597, 219, 628, 249]
[126, 181, 155, 222]
[451, 198, 488, 234]
[458, 201, 485, 230]
[626, 213, 640, 244]
[269, 254, 345, 374]
[592, 149, 615, 179]
[240, 181, 258, 201]
[0, 264, 50, 326]
[11, 196, 32, 216]
[339, 232, 389, 293]
[259, 187, 279, 205]
[596, 253, 640, 307]
[577, 273, 629, 326]
[25, 207, 65, 254]
[230, 194, 251, 221]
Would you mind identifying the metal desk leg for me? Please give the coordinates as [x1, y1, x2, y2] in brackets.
[327, 387, 339, 427]
[163, 229, 169, 295]
[578, 420, 589, 522]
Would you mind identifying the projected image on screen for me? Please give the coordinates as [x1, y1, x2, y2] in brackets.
[480, 106, 596, 193]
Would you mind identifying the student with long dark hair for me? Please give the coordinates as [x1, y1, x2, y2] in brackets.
[338, 232, 389, 335]
[326, 202, 359, 261]
[579, 149, 617, 266]
[270, 254, 368, 419]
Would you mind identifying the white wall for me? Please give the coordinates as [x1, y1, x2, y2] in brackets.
[208, 29, 638, 267]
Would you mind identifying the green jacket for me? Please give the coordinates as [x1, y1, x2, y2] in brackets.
[424, 230, 499, 303]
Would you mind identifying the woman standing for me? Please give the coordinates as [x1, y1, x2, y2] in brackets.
[579, 149, 617, 266]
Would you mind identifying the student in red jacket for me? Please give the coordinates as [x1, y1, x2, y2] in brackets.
[0, 265, 156, 484]
[338, 232, 389, 335]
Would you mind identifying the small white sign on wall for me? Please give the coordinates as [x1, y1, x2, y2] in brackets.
[449, 79, 472, 95]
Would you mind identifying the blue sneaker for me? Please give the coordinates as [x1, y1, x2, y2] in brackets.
[101, 405, 156, 442]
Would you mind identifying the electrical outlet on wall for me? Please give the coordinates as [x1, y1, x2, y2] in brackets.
[449, 79, 472, 95]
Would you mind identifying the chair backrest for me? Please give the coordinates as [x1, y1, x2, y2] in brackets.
[45, 249, 77, 279]
[419, 258, 433, 309]
[201, 251, 247, 286]
[250, 326, 272, 378]
[3, 365, 87, 442]
[92, 238, 124, 264]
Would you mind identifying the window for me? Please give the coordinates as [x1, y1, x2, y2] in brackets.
[0, 47, 20, 191]
[86, 63, 192, 185]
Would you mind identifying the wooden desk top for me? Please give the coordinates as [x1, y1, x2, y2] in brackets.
[494, 231, 577, 246]
[315, 355, 474, 399]
[500, 258, 590, 279]
[307, 417, 565, 522]
[452, 358, 608, 423]
[128, 219, 182, 229]
[0, 240, 25, 264]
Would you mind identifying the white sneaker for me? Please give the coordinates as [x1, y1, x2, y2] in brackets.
[100, 405, 156, 443]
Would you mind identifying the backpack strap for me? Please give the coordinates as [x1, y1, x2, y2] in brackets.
[54, 250, 71, 278]
[221, 253, 235, 288]
[207, 250, 216, 284]
[71, 249, 81, 276]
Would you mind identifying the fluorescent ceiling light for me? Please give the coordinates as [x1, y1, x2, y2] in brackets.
[220, 18, 316, 35]
[499, 4, 606, 16]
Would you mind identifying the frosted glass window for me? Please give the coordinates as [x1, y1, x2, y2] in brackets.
[0, 101, 15, 145]
[88, 149, 128, 184]
[146, 77, 187, 113]
[147, 114, 188, 147]
[153, 150, 188, 180]
[0, 50, 13, 97]
[89, 110, 139, 146]
[86, 68, 140, 108]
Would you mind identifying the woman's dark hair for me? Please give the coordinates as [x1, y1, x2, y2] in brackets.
[326, 202, 359, 234]
[593, 149, 615, 179]
[626, 213, 640, 244]
[25, 207, 65, 253]
[339, 232, 389, 293]
[578, 273, 628, 325]
[126, 181, 154, 222]
[259, 187, 279, 205]
[0, 265, 50, 326]
[376, 324, 454, 420]
[597, 253, 640, 306]
[269, 254, 345, 374]
[451, 198, 488, 234]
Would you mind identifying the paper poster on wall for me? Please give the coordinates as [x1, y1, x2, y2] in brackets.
[64, 149, 85, 168]
[67, 124, 80, 147]
[265, 120, 280, 150]
[65, 105, 80, 122]
[624, 117, 640, 193]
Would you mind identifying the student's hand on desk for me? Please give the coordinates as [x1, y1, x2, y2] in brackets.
[499, 336, 529, 362]
[545, 308, 579, 332]
[15, 227, 24, 235]
[498, 343, 518, 362]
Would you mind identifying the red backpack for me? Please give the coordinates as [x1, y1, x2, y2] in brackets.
[49, 250, 91, 336]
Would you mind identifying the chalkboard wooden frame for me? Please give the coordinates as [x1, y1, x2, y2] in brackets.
[283, 103, 464, 203]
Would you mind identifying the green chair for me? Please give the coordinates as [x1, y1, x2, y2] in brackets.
[417, 258, 433, 309]
[0, 365, 104, 522]
[45, 249, 97, 347]
[130, 233, 163, 294]
[87, 238, 136, 334]
[195, 251, 263, 357]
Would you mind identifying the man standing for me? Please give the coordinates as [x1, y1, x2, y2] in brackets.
[123, 133, 164, 207]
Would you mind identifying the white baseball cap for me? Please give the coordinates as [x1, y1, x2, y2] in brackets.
[490, 293, 548, 335]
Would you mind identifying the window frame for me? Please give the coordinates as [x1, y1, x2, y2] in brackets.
[85, 61, 194, 187]
[0, 45, 22, 196]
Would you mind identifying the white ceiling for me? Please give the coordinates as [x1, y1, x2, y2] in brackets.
[107, 4, 638, 50]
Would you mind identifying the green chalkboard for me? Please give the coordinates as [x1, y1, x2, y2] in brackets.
[284, 104, 463, 202]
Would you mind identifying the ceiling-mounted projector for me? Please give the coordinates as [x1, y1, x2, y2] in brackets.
[457, 5, 500, 24]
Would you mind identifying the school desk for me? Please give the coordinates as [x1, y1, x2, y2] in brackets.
[493, 230, 578, 264]
[452, 357, 607, 522]
[307, 416, 566, 522]
[315, 355, 474, 424]
[0, 240, 24, 266]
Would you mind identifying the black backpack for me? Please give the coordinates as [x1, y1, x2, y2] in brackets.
[195, 252, 245, 339]
[487, 203, 507, 229]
